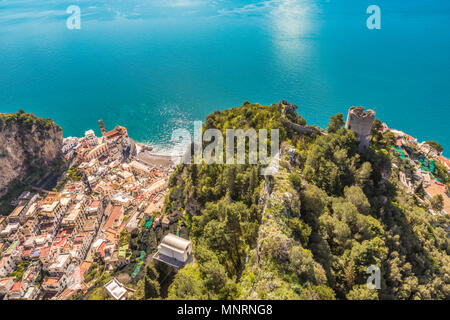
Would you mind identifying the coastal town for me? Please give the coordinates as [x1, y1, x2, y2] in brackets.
[0, 109, 449, 300]
[385, 126, 450, 214]
[0, 120, 192, 300]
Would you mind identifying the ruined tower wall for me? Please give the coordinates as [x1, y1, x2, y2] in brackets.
[345, 107, 375, 153]
[284, 120, 319, 135]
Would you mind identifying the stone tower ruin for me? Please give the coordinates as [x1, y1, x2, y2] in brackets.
[345, 106, 376, 153]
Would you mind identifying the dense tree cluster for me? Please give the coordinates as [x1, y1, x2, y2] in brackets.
[138, 102, 449, 300]
[131, 264, 161, 300]
[0, 109, 61, 132]
[425, 141, 444, 154]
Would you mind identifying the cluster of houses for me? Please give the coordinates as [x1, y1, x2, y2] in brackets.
[384, 125, 450, 214]
[0, 122, 176, 300]
[104, 234, 193, 300]
[63, 120, 132, 165]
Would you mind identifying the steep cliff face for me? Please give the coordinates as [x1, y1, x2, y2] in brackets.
[0, 111, 63, 198]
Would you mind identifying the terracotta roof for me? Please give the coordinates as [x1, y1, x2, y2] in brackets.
[97, 242, 106, 258]
[90, 200, 101, 207]
[105, 126, 127, 139]
[74, 235, 85, 243]
[425, 182, 450, 214]
[103, 206, 123, 230]
[104, 229, 118, 243]
[52, 236, 67, 248]
[79, 261, 92, 277]
[43, 277, 59, 286]
[40, 247, 51, 258]
[10, 205, 25, 217]
[22, 249, 32, 258]
[437, 156, 450, 170]
[11, 282, 24, 292]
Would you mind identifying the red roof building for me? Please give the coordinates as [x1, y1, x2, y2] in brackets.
[103, 205, 123, 231]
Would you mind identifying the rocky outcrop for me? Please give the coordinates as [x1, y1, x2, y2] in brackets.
[0, 111, 64, 197]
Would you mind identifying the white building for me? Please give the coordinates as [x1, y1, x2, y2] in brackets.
[48, 253, 72, 275]
[0, 223, 20, 239]
[62, 137, 79, 153]
[153, 234, 192, 269]
[104, 278, 127, 300]
[0, 256, 16, 277]
[111, 193, 133, 207]
[0, 277, 14, 295]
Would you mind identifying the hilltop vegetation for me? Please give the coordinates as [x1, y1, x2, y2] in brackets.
[141, 101, 450, 300]
[0, 109, 61, 132]
[425, 141, 444, 154]
[0, 110, 64, 215]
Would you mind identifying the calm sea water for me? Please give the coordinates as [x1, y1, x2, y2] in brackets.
[0, 0, 449, 154]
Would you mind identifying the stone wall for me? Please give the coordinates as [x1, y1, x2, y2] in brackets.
[345, 107, 375, 153]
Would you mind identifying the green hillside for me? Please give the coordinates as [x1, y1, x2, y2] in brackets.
[136, 101, 450, 300]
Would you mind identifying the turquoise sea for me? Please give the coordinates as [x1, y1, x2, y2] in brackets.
[0, 0, 449, 153]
